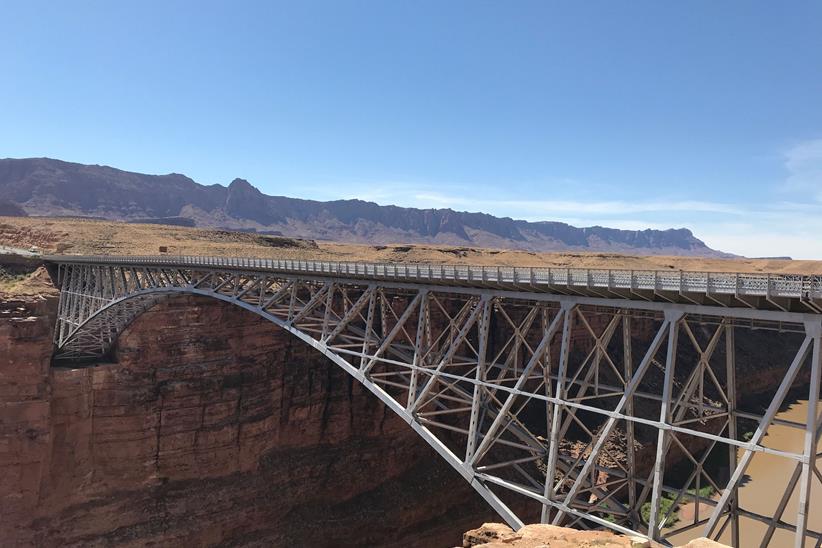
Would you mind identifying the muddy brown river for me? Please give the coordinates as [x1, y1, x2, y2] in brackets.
[667, 399, 821, 547]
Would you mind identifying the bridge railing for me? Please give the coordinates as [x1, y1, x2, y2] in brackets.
[42, 253, 822, 302]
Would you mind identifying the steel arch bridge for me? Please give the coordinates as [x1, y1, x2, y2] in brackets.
[45, 255, 822, 547]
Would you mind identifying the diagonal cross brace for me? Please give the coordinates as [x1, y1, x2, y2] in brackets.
[703, 333, 813, 538]
[290, 283, 332, 325]
[362, 291, 424, 375]
[542, 305, 576, 522]
[259, 280, 294, 310]
[323, 287, 374, 344]
[468, 307, 567, 467]
[553, 311, 680, 523]
[410, 297, 487, 412]
[647, 317, 681, 537]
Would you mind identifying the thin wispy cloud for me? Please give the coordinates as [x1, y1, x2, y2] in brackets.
[409, 193, 744, 216]
[314, 139, 822, 258]
[336, 184, 745, 219]
[414, 190, 822, 258]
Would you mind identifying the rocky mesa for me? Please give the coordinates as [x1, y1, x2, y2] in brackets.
[0, 157, 729, 257]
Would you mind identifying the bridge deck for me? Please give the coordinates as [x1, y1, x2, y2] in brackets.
[43, 254, 822, 313]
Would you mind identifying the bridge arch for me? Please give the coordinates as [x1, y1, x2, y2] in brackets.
[56, 284, 528, 530]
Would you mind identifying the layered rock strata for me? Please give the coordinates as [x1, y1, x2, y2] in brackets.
[2, 293, 496, 547]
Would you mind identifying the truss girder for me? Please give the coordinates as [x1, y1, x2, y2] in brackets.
[48, 261, 822, 546]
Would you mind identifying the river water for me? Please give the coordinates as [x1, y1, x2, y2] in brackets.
[667, 399, 821, 547]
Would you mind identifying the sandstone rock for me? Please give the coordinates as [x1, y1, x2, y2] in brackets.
[463, 522, 516, 546]
[679, 538, 729, 548]
[463, 522, 638, 548]
[460, 523, 728, 548]
[0, 280, 58, 546]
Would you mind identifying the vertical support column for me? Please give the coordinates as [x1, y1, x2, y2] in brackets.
[119, 266, 129, 295]
[380, 290, 389, 340]
[407, 290, 430, 411]
[257, 276, 267, 306]
[542, 304, 574, 523]
[542, 306, 553, 483]
[466, 297, 494, 460]
[725, 320, 740, 548]
[360, 288, 377, 370]
[513, 314, 520, 378]
[623, 312, 638, 526]
[647, 310, 682, 538]
[287, 281, 298, 321]
[72, 265, 85, 324]
[108, 266, 117, 300]
[55, 264, 72, 345]
[795, 318, 822, 547]
[320, 284, 336, 341]
[54, 263, 65, 343]
[80, 265, 90, 324]
[98, 265, 107, 355]
[131, 267, 142, 291]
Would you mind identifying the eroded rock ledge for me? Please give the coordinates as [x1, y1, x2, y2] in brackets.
[462, 523, 729, 548]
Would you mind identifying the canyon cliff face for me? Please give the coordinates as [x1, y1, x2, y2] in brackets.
[0, 284, 57, 544]
[1, 292, 496, 547]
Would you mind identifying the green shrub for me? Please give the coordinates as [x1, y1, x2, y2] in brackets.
[640, 495, 680, 527]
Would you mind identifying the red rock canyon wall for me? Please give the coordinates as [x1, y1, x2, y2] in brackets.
[1, 293, 495, 547]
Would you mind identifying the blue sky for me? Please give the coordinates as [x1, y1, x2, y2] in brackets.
[2, 1, 822, 258]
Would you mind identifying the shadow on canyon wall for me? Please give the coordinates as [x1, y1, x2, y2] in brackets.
[1, 293, 496, 547]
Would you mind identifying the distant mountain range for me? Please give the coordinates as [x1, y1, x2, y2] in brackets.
[0, 157, 730, 257]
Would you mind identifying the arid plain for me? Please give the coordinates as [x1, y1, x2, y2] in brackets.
[2, 216, 820, 275]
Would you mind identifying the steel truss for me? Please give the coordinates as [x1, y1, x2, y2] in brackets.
[49, 259, 822, 547]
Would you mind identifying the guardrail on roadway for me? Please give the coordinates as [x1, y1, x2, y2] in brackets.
[43, 254, 822, 312]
